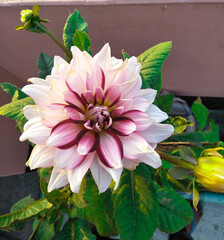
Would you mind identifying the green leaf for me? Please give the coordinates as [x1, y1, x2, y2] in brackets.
[168, 166, 193, 180]
[0, 198, 52, 230]
[33, 218, 54, 240]
[53, 219, 96, 240]
[179, 146, 197, 164]
[112, 165, 158, 240]
[193, 179, 200, 211]
[37, 52, 54, 79]
[9, 196, 35, 231]
[70, 177, 87, 208]
[63, 10, 88, 53]
[0, 97, 34, 131]
[171, 116, 193, 134]
[137, 41, 172, 91]
[170, 132, 206, 142]
[32, 4, 39, 17]
[122, 50, 130, 60]
[157, 187, 193, 233]
[205, 119, 220, 143]
[192, 102, 209, 131]
[155, 94, 174, 114]
[68, 177, 117, 237]
[0, 83, 28, 99]
[73, 31, 91, 55]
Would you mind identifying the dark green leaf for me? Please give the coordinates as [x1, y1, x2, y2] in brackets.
[122, 50, 130, 60]
[37, 52, 54, 79]
[157, 187, 193, 233]
[192, 102, 209, 131]
[170, 132, 206, 142]
[73, 30, 91, 54]
[53, 219, 96, 240]
[68, 177, 117, 237]
[33, 218, 54, 240]
[179, 146, 197, 164]
[0, 198, 52, 230]
[70, 177, 87, 208]
[63, 10, 88, 53]
[137, 41, 172, 91]
[112, 165, 158, 240]
[205, 119, 220, 143]
[0, 83, 28, 99]
[155, 94, 174, 114]
[168, 166, 193, 180]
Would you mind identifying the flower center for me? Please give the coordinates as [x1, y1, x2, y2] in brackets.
[84, 104, 112, 132]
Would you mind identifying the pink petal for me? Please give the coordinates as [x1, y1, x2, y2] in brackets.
[97, 130, 123, 169]
[66, 68, 87, 94]
[47, 119, 83, 148]
[64, 91, 86, 111]
[81, 90, 94, 104]
[68, 152, 95, 193]
[114, 99, 133, 112]
[65, 106, 85, 121]
[105, 67, 127, 89]
[86, 64, 105, 92]
[111, 106, 124, 117]
[122, 110, 154, 131]
[111, 117, 136, 136]
[48, 169, 68, 192]
[77, 131, 95, 155]
[119, 132, 151, 160]
[55, 146, 86, 170]
[140, 123, 174, 143]
[104, 85, 121, 107]
[95, 87, 104, 104]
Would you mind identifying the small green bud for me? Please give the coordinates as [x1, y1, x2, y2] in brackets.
[20, 9, 33, 23]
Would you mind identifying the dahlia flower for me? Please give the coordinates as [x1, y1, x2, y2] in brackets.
[20, 44, 174, 193]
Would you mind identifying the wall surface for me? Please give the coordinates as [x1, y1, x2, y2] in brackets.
[0, 1, 224, 175]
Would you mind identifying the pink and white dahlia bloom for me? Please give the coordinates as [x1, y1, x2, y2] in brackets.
[20, 44, 174, 193]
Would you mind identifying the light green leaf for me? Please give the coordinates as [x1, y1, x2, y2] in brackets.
[73, 30, 91, 54]
[155, 94, 174, 114]
[37, 52, 54, 79]
[137, 41, 172, 91]
[193, 179, 200, 211]
[192, 102, 209, 131]
[179, 146, 197, 164]
[32, 4, 39, 17]
[157, 187, 193, 233]
[70, 177, 87, 208]
[112, 165, 158, 240]
[0, 83, 28, 99]
[63, 10, 88, 53]
[68, 177, 117, 237]
[171, 116, 193, 134]
[53, 219, 96, 240]
[0, 198, 52, 230]
[0, 97, 34, 131]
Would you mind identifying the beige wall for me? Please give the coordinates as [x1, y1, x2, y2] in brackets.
[0, 2, 224, 175]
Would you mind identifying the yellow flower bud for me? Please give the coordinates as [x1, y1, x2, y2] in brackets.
[194, 148, 224, 193]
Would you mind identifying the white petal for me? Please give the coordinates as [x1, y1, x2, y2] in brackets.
[140, 123, 174, 143]
[126, 57, 141, 81]
[69, 152, 95, 193]
[137, 88, 157, 103]
[93, 43, 111, 71]
[48, 168, 68, 192]
[51, 56, 70, 77]
[26, 145, 54, 169]
[119, 132, 151, 160]
[145, 104, 168, 122]
[28, 77, 49, 86]
[123, 158, 139, 170]
[22, 84, 51, 107]
[90, 156, 112, 193]
[111, 57, 123, 70]
[23, 105, 40, 120]
[131, 96, 153, 112]
[20, 117, 51, 144]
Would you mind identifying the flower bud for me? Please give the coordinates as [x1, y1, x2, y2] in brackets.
[194, 147, 224, 193]
[20, 9, 34, 23]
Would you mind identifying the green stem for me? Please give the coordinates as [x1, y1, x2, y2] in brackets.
[156, 150, 195, 170]
[33, 19, 72, 61]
